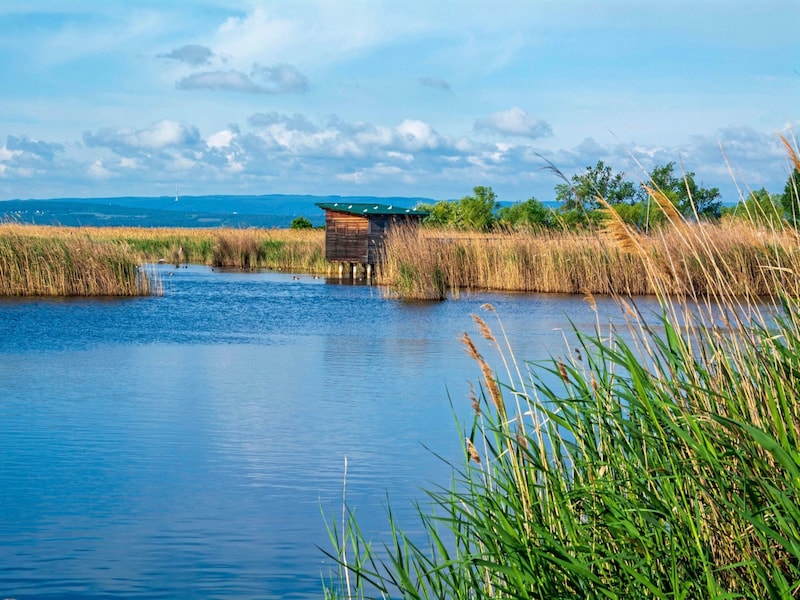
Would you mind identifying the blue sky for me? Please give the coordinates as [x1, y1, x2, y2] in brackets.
[0, 1, 797, 203]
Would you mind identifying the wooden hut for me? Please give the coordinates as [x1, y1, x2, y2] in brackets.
[316, 202, 428, 279]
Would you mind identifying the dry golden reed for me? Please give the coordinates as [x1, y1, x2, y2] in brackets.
[377, 218, 800, 300]
[0, 224, 156, 296]
[0, 224, 328, 273]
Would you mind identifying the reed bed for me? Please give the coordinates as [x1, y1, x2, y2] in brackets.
[324, 145, 800, 598]
[0, 224, 156, 296]
[0, 224, 327, 271]
[378, 221, 800, 300]
[210, 228, 327, 271]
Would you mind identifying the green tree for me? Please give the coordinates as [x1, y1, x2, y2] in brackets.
[290, 216, 313, 229]
[638, 162, 721, 219]
[417, 200, 459, 228]
[459, 186, 497, 231]
[780, 168, 800, 225]
[496, 197, 555, 230]
[610, 201, 665, 230]
[555, 161, 635, 213]
[725, 187, 783, 226]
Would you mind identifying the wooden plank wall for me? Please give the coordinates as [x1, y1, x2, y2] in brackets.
[325, 212, 369, 262]
[366, 215, 392, 264]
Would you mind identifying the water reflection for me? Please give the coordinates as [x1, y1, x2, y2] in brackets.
[0, 265, 658, 599]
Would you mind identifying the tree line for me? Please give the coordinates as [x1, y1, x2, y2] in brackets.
[414, 160, 800, 231]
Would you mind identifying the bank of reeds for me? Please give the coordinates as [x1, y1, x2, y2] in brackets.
[324, 143, 800, 598]
[0, 224, 156, 296]
[378, 221, 800, 300]
[0, 224, 327, 270]
[211, 228, 327, 271]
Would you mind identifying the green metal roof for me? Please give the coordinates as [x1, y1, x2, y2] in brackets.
[315, 202, 428, 216]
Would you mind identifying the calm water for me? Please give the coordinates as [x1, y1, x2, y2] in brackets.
[0, 265, 638, 599]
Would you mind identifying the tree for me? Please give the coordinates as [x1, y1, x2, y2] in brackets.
[459, 186, 497, 231]
[417, 200, 459, 228]
[780, 168, 800, 225]
[290, 216, 313, 229]
[496, 197, 555, 230]
[727, 187, 783, 226]
[638, 162, 721, 219]
[555, 161, 635, 213]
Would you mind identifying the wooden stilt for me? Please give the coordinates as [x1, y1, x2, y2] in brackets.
[352, 263, 357, 279]
[366, 264, 372, 280]
[338, 263, 344, 279]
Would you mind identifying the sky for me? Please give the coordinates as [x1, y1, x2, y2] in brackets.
[0, 1, 798, 203]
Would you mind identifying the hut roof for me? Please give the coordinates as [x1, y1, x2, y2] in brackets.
[315, 202, 428, 216]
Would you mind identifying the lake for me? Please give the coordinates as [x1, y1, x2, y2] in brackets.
[0, 265, 639, 599]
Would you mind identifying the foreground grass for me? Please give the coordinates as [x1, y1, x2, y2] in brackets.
[324, 146, 800, 598]
[326, 298, 800, 599]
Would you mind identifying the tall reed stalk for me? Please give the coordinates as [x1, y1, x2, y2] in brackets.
[324, 141, 800, 598]
[378, 220, 800, 300]
[0, 224, 328, 273]
[0, 225, 157, 296]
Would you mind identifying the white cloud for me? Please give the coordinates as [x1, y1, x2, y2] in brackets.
[0, 145, 18, 161]
[395, 120, 440, 151]
[207, 130, 235, 149]
[88, 159, 112, 179]
[211, 4, 393, 68]
[386, 151, 414, 163]
[177, 70, 265, 94]
[83, 120, 201, 155]
[475, 107, 552, 139]
[177, 64, 309, 94]
[119, 157, 139, 169]
[252, 64, 309, 94]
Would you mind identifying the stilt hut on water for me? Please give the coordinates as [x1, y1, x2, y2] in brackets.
[316, 202, 428, 279]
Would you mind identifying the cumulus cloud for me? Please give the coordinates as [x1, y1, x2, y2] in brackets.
[6, 135, 64, 161]
[475, 107, 552, 139]
[395, 119, 441, 152]
[177, 70, 263, 93]
[88, 159, 113, 179]
[207, 129, 236, 149]
[252, 64, 309, 93]
[248, 112, 318, 132]
[177, 63, 309, 94]
[158, 44, 215, 66]
[419, 77, 451, 92]
[83, 120, 201, 156]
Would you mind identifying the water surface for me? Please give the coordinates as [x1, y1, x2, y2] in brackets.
[0, 265, 637, 598]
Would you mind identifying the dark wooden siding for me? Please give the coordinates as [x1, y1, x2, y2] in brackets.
[323, 210, 425, 264]
[325, 211, 369, 262]
[366, 215, 393, 264]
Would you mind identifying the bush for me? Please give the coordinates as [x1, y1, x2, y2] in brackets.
[290, 216, 314, 229]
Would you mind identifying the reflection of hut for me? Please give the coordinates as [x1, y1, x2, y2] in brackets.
[316, 202, 428, 279]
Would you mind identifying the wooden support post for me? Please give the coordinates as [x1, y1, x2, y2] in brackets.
[366, 264, 372, 280]
[338, 263, 344, 278]
[351, 263, 357, 279]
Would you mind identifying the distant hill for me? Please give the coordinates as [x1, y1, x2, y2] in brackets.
[0, 194, 434, 228]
